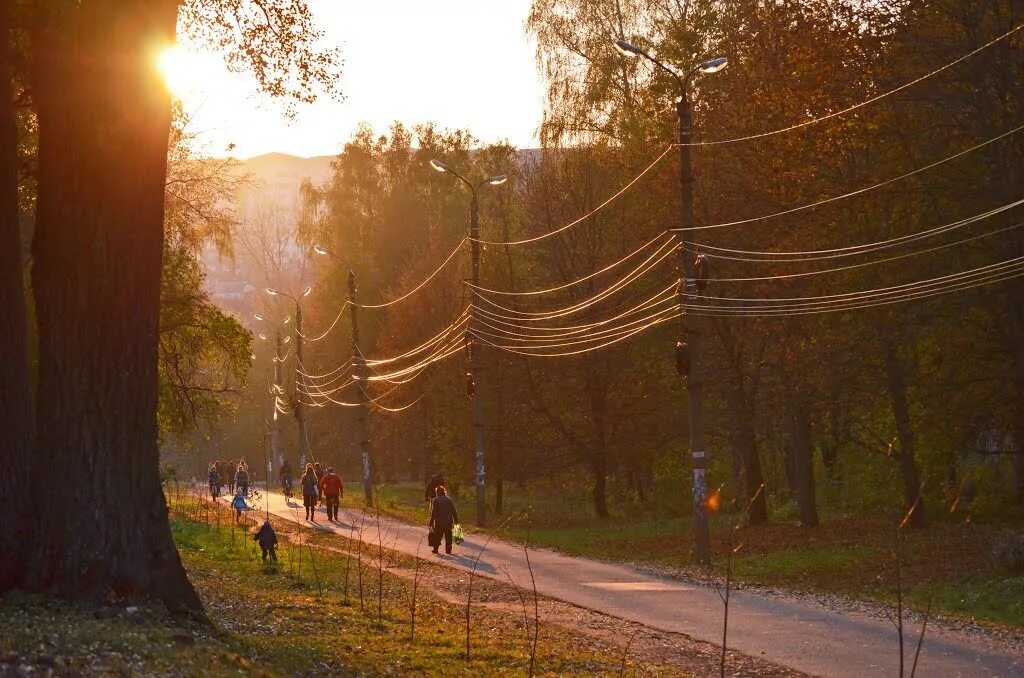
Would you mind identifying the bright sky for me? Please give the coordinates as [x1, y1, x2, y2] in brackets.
[167, 0, 546, 159]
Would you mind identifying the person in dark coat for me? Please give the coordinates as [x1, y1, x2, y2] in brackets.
[425, 473, 445, 501]
[253, 520, 278, 561]
[428, 485, 459, 554]
[235, 464, 250, 497]
[300, 463, 319, 521]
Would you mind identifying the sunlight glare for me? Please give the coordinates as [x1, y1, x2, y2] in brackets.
[157, 44, 205, 99]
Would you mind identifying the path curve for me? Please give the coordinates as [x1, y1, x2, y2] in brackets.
[250, 492, 1021, 677]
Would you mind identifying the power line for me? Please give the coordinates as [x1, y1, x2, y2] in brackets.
[471, 239, 676, 320]
[706, 221, 1024, 283]
[680, 126, 1024, 234]
[686, 256, 1024, 310]
[684, 24, 1023, 147]
[467, 231, 671, 296]
[470, 145, 676, 246]
[690, 198, 1024, 261]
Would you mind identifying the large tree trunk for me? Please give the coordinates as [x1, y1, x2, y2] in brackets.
[26, 1, 202, 612]
[0, 3, 34, 592]
[881, 334, 927, 528]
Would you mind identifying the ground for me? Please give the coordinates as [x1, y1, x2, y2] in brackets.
[353, 481, 1024, 630]
[0, 492, 797, 676]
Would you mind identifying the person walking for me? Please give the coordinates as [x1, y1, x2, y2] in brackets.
[428, 485, 459, 555]
[425, 472, 445, 502]
[225, 460, 235, 494]
[319, 467, 343, 521]
[235, 463, 250, 498]
[313, 462, 324, 507]
[279, 460, 293, 498]
[300, 463, 319, 521]
[253, 520, 278, 562]
[231, 487, 248, 524]
[208, 462, 220, 500]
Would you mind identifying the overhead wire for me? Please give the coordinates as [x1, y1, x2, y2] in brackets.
[467, 231, 672, 296]
[474, 283, 678, 336]
[684, 256, 1024, 311]
[690, 198, 1024, 261]
[706, 221, 1024, 283]
[472, 304, 681, 347]
[470, 310, 681, 357]
[471, 238, 677, 320]
[683, 24, 1023, 147]
[683, 266, 1024, 317]
[470, 146, 676, 246]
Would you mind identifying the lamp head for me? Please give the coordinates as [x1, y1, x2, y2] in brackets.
[302, 286, 313, 298]
[253, 313, 264, 321]
[313, 244, 329, 256]
[283, 336, 291, 344]
[487, 174, 508, 186]
[614, 39, 643, 57]
[266, 288, 278, 296]
[258, 333, 268, 341]
[699, 56, 728, 74]
[429, 159, 449, 173]
[283, 315, 292, 325]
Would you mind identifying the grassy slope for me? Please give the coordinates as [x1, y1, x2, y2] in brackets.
[0, 503, 669, 676]
[355, 482, 1024, 629]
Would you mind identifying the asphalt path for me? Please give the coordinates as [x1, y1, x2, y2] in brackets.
[243, 491, 1021, 677]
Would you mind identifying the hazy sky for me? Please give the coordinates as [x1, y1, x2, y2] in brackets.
[172, 0, 546, 159]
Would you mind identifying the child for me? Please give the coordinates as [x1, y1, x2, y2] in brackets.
[253, 520, 278, 562]
[231, 488, 248, 523]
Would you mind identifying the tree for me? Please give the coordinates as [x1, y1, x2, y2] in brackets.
[6, 0, 340, 610]
[0, 1, 33, 591]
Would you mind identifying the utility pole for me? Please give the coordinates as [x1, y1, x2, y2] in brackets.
[469, 191, 488, 527]
[677, 92, 710, 565]
[348, 270, 374, 506]
[295, 303, 308, 469]
[612, 39, 726, 566]
[428, 159, 507, 528]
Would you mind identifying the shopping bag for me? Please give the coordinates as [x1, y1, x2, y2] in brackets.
[428, 529, 442, 548]
[452, 523, 465, 545]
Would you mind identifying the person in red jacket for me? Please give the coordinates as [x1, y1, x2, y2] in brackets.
[319, 467, 344, 521]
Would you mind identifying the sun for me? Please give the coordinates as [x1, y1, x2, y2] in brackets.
[157, 44, 203, 99]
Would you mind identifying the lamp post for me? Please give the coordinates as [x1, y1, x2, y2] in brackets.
[266, 286, 313, 468]
[314, 244, 374, 507]
[429, 159, 507, 527]
[615, 38, 726, 565]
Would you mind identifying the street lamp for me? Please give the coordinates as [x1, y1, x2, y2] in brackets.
[430, 158, 507, 527]
[265, 285, 314, 468]
[615, 37, 727, 565]
[313, 244, 375, 507]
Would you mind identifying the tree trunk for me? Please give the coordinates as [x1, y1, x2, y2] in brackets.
[26, 2, 202, 612]
[788, 401, 818, 528]
[592, 447, 609, 518]
[0, 3, 34, 592]
[1009, 286, 1024, 504]
[881, 334, 927, 528]
[738, 416, 767, 525]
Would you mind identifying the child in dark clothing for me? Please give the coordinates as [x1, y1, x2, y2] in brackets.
[253, 520, 278, 561]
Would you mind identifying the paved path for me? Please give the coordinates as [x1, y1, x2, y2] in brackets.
[247, 492, 1021, 677]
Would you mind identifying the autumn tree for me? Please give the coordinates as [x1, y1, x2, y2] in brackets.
[0, 0, 339, 611]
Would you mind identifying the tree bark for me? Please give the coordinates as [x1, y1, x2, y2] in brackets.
[788, 400, 818, 528]
[0, 2, 34, 592]
[26, 1, 202, 612]
[881, 334, 927, 528]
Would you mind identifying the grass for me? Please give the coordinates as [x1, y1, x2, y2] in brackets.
[359, 481, 1024, 630]
[0, 495, 670, 676]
